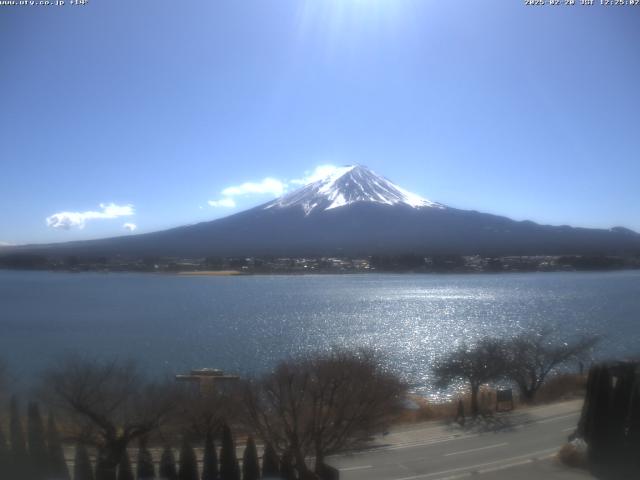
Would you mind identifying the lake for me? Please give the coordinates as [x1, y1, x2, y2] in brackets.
[1, 270, 639, 398]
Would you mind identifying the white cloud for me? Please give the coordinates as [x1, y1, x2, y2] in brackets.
[123, 222, 137, 232]
[206, 167, 339, 209]
[289, 164, 338, 185]
[46, 203, 135, 230]
[221, 177, 285, 197]
[0, 241, 13, 247]
[208, 198, 237, 208]
[208, 177, 285, 209]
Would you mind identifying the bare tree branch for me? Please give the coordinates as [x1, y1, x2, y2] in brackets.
[41, 355, 180, 480]
[504, 328, 599, 402]
[434, 338, 507, 417]
[243, 349, 407, 478]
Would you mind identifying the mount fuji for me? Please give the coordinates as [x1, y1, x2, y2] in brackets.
[264, 165, 444, 214]
[6, 165, 640, 258]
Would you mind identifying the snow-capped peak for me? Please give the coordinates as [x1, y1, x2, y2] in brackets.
[264, 165, 445, 215]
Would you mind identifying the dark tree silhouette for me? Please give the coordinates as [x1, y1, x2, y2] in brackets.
[201, 431, 218, 480]
[242, 436, 260, 480]
[47, 413, 71, 480]
[43, 357, 178, 480]
[0, 425, 10, 479]
[578, 362, 640, 476]
[244, 349, 406, 476]
[74, 443, 95, 480]
[116, 450, 134, 480]
[176, 385, 240, 442]
[136, 437, 156, 480]
[95, 448, 114, 480]
[9, 396, 28, 476]
[27, 402, 48, 479]
[504, 328, 598, 402]
[219, 424, 240, 480]
[434, 339, 507, 417]
[159, 446, 178, 480]
[178, 436, 199, 480]
[261, 443, 279, 478]
[279, 451, 296, 480]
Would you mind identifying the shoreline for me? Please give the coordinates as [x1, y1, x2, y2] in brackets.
[1, 266, 639, 276]
[176, 270, 243, 276]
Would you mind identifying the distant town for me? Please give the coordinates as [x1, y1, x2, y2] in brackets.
[1, 252, 639, 274]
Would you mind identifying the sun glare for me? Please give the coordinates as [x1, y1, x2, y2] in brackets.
[295, 0, 407, 42]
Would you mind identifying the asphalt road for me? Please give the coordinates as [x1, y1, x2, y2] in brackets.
[327, 400, 592, 480]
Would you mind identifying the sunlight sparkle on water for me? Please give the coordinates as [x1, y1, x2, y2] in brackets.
[1, 271, 638, 400]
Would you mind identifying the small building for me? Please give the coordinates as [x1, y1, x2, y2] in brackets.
[175, 368, 240, 394]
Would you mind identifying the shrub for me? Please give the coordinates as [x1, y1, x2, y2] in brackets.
[117, 450, 134, 480]
[201, 432, 218, 480]
[242, 436, 259, 480]
[27, 402, 47, 478]
[47, 413, 71, 480]
[159, 446, 178, 480]
[74, 443, 95, 480]
[261, 443, 279, 478]
[219, 425, 239, 480]
[178, 436, 198, 480]
[136, 437, 155, 480]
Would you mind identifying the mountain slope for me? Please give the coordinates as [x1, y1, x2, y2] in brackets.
[5, 166, 640, 258]
[264, 165, 443, 214]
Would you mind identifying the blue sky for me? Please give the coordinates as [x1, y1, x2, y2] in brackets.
[1, 0, 639, 245]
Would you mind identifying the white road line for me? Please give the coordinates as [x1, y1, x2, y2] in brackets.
[562, 426, 576, 432]
[377, 411, 580, 453]
[477, 453, 556, 474]
[330, 409, 580, 471]
[535, 412, 579, 424]
[377, 434, 481, 452]
[392, 447, 560, 480]
[435, 453, 557, 480]
[339, 465, 373, 472]
[443, 442, 508, 457]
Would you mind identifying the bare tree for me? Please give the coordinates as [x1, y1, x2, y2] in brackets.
[504, 328, 599, 403]
[243, 349, 407, 479]
[41, 356, 179, 480]
[172, 384, 241, 441]
[434, 338, 507, 417]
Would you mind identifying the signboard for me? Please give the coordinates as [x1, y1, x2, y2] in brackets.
[496, 389, 514, 412]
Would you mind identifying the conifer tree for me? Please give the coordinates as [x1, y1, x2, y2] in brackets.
[96, 446, 124, 480]
[628, 380, 640, 472]
[0, 425, 10, 478]
[261, 443, 279, 478]
[28, 402, 48, 479]
[201, 431, 218, 480]
[74, 443, 95, 480]
[159, 446, 178, 480]
[219, 424, 240, 480]
[586, 365, 612, 464]
[242, 436, 259, 480]
[117, 450, 135, 480]
[136, 437, 156, 480]
[279, 451, 296, 480]
[9, 396, 28, 477]
[178, 436, 199, 480]
[47, 413, 71, 480]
